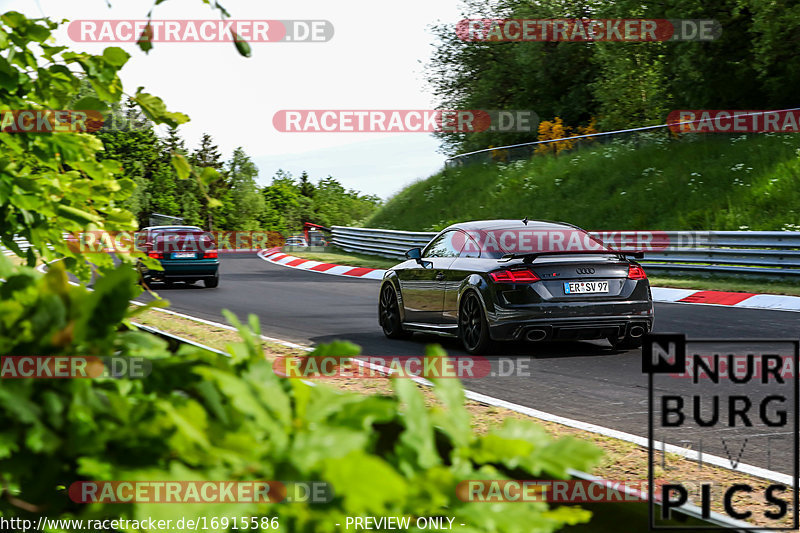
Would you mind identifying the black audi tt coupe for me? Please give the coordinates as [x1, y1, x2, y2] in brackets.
[378, 219, 654, 354]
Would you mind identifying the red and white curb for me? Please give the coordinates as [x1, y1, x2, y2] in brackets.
[259, 248, 800, 313]
[258, 248, 386, 280]
[650, 287, 800, 311]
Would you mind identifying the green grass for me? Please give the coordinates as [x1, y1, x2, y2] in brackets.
[286, 247, 400, 269]
[365, 133, 800, 232]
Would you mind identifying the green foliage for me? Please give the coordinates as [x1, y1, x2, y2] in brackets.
[0, 12, 187, 279]
[429, 0, 800, 152]
[225, 147, 265, 230]
[366, 133, 800, 231]
[1, 7, 601, 533]
[260, 171, 382, 232]
[0, 255, 602, 532]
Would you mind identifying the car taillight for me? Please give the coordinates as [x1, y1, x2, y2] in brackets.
[628, 264, 647, 280]
[203, 251, 218, 259]
[147, 251, 164, 259]
[489, 269, 541, 283]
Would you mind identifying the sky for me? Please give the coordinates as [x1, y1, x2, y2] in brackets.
[4, 0, 470, 198]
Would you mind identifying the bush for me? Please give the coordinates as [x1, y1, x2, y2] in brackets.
[0, 256, 601, 532]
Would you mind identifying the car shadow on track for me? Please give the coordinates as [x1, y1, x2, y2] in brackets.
[143, 282, 206, 291]
[309, 331, 632, 359]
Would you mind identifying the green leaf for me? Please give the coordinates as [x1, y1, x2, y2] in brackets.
[393, 377, 441, 470]
[1, 11, 26, 28]
[0, 55, 18, 91]
[56, 205, 101, 224]
[231, 31, 251, 57]
[137, 23, 154, 53]
[322, 451, 408, 514]
[102, 46, 130, 67]
[291, 426, 369, 474]
[427, 345, 472, 449]
[199, 166, 220, 187]
[72, 96, 108, 113]
[134, 88, 189, 127]
[171, 152, 192, 180]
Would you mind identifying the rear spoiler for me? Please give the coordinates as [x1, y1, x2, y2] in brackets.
[499, 250, 646, 262]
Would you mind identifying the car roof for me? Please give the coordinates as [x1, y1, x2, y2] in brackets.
[444, 219, 581, 232]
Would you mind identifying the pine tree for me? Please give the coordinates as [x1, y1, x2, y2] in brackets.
[189, 133, 226, 229]
[299, 171, 315, 198]
[190, 133, 224, 170]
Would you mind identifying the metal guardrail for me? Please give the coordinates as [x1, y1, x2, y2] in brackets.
[331, 226, 438, 258]
[331, 226, 800, 277]
[9, 228, 800, 277]
[446, 108, 800, 167]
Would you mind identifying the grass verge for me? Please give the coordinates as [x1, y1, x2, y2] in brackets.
[133, 305, 793, 528]
[365, 133, 800, 232]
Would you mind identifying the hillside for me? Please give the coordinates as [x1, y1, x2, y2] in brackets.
[365, 134, 800, 232]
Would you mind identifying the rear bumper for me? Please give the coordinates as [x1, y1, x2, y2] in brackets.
[486, 302, 654, 342]
[140, 259, 219, 280]
[489, 316, 653, 342]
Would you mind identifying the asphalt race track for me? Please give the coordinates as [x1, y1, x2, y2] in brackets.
[137, 254, 799, 478]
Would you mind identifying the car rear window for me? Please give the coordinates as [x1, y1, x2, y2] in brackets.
[151, 230, 215, 252]
[459, 226, 612, 258]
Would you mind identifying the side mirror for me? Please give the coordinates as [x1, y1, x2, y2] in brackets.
[405, 247, 422, 261]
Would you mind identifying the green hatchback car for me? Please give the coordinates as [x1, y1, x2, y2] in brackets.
[137, 226, 220, 288]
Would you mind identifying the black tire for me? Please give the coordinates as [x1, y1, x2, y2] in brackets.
[379, 284, 408, 339]
[204, 272, 219, 288]
[613, 336, 644, 350]
[459, 291, 491, 355]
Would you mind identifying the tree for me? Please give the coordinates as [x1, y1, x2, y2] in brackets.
[299, 171, 315, 198]
[225, 147, 265, 230]
[428, 0, 800, 152]
[427, 0, 598, 154]
[190, 133, 227, 229]
[190, 133, 224, 170]
[164, 126, 186, 153]
[260, 171, 303, 233]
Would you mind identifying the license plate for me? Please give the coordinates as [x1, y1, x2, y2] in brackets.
[173, 252, 195, 259]
[564, 281, 609, 294]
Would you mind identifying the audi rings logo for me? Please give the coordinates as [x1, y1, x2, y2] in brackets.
[576, 268, 595, 275]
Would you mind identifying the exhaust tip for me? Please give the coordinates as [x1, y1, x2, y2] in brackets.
[629, 325, 645, 338]
[525, 329, 547, 342]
